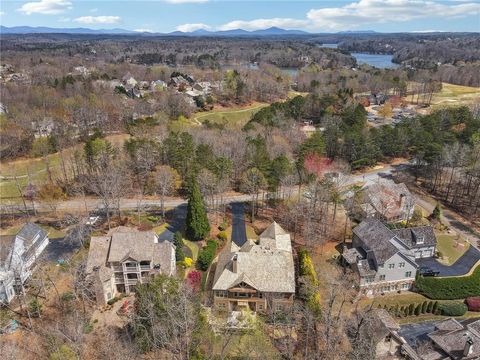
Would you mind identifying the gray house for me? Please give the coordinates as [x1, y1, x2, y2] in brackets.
[86, 227, 176, 305]
[343, 219, 436, 295]
[0, 223, 49, 303]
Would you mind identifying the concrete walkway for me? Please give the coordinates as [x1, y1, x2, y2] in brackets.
[416, 246, 480, 276]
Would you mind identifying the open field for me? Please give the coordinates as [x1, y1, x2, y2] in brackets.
[0, 134, 130, 203]
[192, 102, 268, 128]
[430, 83, 480, 107]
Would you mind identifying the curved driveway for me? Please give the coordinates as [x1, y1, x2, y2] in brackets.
[416, 245, 480, 276]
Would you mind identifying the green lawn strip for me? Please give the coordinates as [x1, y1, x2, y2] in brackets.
[398, 312, 480, 325]
[183, 239, 199, 261]
[436, 234, 469, 265]
[153, 223, 168, 235]
[41, 226, 66, 239]
[193, 103, 268, 127]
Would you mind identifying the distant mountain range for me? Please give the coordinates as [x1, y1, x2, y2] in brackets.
[0, 25, 378, 36]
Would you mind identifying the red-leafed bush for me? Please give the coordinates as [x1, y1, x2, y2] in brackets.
[304, 153, 333, 178]
[466, 297, 480, 312]
[186, 270, 202, 291]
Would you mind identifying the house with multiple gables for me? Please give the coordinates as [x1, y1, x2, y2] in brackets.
[212, 222, 295, 313]
[361, 180, 415, 223]
[424, 318, 480, 359]
[86, 227, 176, 305]
[0, 223, 49, 303]
[343, 219, 437, 295]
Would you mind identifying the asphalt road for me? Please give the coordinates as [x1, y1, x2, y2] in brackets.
[230, 202, 247, 247]
[416, 245, 480, 276]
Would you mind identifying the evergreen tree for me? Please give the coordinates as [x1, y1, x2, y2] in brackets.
[432, 203, 442, 221]
[427, 301, 434, 313]
[408, 303, 415, 315]
[185, 178, 210, 241]
[414, 304, 421, 316]
[174, 231, 185, 261]
[433, 301, 439, 314]
[421, 301, 428, 314]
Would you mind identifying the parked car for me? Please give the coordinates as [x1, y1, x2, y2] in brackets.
[418, 266, 440, 277]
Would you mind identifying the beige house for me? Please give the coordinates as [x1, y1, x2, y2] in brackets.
[212, 222, 295, 313]
[86, 227, 176, 305]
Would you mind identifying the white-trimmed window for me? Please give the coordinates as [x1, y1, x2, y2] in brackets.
[388, 264, 395, 269]
[379, 275, 386, 281]
[402, 283, 409, 289]
[399, 262, 405, 268]
[405, 271, 412, 277]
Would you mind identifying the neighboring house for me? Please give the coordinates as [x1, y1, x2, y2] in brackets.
[424, 318, 480, 359]
[122, 72, 138, 88]
[212, 222, 295, 313]
[370, 309, 421, 359]
[343, 219, 437, 295]
[86, 227, 176, 305]
[32, 117, 55, 138]
[361, 180, 415, 223]
[0, 223, 49, 304]
[150, 80, 167, 91]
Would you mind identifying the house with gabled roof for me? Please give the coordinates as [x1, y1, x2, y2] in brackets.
[212, 222, 295, 313]
[0, 223, 49, 303]
[86, 227, 175, 305]
[342, 219, 436, 295]
[361, 180, 415, 223]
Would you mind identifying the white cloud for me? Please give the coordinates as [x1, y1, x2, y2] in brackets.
[74, 16, 121, 24]
[218, 18, 308, 31]
[306, 0, 480, 31]
[176, 23, 211, 32]
[18, 0, 72, 15]
[165, 0, 208, 4]
[214, 0, 479, 32]
[0, 12, 5, 16]
[134, 28, 154, 33]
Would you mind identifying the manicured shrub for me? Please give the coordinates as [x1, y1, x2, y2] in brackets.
[427, 301, 434, 313]
[174, 231, 185, 261]
[183, 257, 193, 268]
[421, 301, 428, 314]
[408, 303, 415, 315]
[438, 302, 468, 316]
[186, 270, 202, 291]
[196, 240, 218, 271]
[218, 221, 228, 231]
[433, 301, 439, 314]
[465, 297, 480, 312]
[415, 265, 480, 299]
[414, 304, 421, 316]
[217, 231, 228, 242]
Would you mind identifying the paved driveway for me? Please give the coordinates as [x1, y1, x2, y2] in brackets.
[398, 321, 438, 348]
[230, 202, 247, 247]
[416, 245, 480, 276]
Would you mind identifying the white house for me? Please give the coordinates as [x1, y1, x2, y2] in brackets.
[343, 219, 437, 295]
[0, 223, 49, 303]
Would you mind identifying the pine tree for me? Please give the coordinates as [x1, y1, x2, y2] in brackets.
[432, 203, 441, 221]
[185, 178, 210, 241]
[174, 231, 185, 261]
[408, 303, 415, 316]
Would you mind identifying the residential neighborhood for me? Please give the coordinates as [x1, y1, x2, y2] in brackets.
[1, 6, 480, 359]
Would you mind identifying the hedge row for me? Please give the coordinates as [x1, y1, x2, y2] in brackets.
[415, 265, 480, 300]
[197, 240, 218, 271]
[437, 302, 468, 316]
[380, 301, 438, 318]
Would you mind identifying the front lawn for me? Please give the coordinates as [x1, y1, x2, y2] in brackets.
[184, 239, 199, 261]
[436, 234, 469, 265]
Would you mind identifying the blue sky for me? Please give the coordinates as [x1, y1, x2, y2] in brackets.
[1, 0, 479, 33]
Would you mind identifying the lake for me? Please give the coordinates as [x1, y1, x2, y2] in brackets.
[320, 43, 399, 69]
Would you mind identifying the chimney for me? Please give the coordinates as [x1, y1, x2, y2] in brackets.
[464, 336, 473, 357]
[232, 254, 238, 273]
[399, 193, 406, 209]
